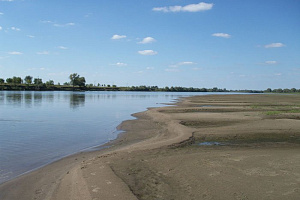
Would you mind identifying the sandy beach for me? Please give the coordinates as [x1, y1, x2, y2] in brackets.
[0, 94, 299, 200]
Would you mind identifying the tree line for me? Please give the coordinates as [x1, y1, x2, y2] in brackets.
[0, 74, 299, 93]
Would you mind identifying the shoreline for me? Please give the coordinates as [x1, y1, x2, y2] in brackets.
[1, 94, 300, 199]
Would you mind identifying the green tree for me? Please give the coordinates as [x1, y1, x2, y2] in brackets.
[24, 76, 33, 84]
[6, 78, 13, 84]
[69, 73, 86, 87]
[265, 88, 272, 93]
[274, 88, 283, 93]
[12, 76, 22, 84]
[34, 78, 43, 85]
[77, 77, 86, 87]
[0, 78, 4, 84]
[45, 80, 54, 86]
[69, 73, 79, 87]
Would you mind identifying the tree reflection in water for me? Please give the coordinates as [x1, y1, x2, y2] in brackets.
[69, 93, 85, 109]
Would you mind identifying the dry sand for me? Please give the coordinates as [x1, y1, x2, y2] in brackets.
[0, 94, 299, 200]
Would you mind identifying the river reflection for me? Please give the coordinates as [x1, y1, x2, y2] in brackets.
[0, 91, 86, 109]
[69, 93, 85, 109]
[0, 91, 202, 110]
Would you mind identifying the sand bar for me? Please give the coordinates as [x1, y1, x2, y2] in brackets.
[0, 94, 300, 200]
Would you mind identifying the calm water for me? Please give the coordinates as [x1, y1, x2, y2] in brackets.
[0, 91, 213, 184]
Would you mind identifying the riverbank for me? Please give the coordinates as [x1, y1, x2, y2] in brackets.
[1, 94, 300, 199]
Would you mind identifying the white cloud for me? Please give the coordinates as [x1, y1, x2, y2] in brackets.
[138, 37, 156, 44]
[41, 20, 54, 24]
[111, 34, 127, 40]
[153, 2, 213, 13]
[58, 46, 68, 50]
[53, 23, 75, 27]
[265, 61, 277, 65]
[170, 61, 196, 68]
[0, 12, 4, 15]
[146, 67, 154, 70]
[138, 50, 158, 55]
[212, 33, 231, 38]
[36, 51, 50, 55]
[274, 73, 282, 76]
[213, 33, 232, 39]
[8, 51, 23, 55]
[178, 61, 196, 65]
[112, 62, 127, 67]
[152, 7, 169, 12]
[27, 35, 35, 38]
[0, 26, 2, 31]
[11, 27, 21, 31]
[264, 43, 285, 48]
[0, 0, 15, 2]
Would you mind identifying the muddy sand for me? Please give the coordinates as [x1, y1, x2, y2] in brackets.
[0, 94, 299, 200]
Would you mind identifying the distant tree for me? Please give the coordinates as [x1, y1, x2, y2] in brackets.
[34, 78, 43, 85]
[274, 88, 283, 93]
[0, 78, 4, 84]
[24, 76, 33, 84]
[77, 77, 86, 87]
[290, 88, 297, 93]
[212, 87, 218, 92]
[112, 85, 117, 88]
[6, 78, 13, 84]
[63, 82, 70, 86]
[107, 84, 111, 87]
[69, 73, 79, 87]
[12, 76, 22, 84]
[45, 80, 54, 86]
[265, 88, 272, 93]
[69, 73, 86, 87]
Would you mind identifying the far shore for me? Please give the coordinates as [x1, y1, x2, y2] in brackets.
[0, 94, 299, 200]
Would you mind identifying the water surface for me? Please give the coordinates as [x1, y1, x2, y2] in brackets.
[0, 91, 216, 184]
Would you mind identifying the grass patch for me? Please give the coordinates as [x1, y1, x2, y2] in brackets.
[265, 109, 300, 115]
[265, 111, 282, 115]
[194, 133, 300, 145]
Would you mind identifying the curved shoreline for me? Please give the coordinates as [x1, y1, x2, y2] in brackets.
[1, 94, 300, 200]
[0, 95, 186, 200]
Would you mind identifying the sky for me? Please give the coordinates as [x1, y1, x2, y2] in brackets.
[0, 0, 299, 90]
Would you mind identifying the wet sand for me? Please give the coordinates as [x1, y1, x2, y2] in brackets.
[0, 94, 299, 200]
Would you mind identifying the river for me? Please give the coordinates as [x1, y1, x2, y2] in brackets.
[0, 91, 216, 184]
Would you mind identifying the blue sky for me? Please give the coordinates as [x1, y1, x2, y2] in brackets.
[0, 0, 299, 90]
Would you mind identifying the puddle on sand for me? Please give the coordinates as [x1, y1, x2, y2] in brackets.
[197, 142, 224, 146]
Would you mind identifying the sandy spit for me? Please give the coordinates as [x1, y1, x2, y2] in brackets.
[0, 94, 300, 200]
